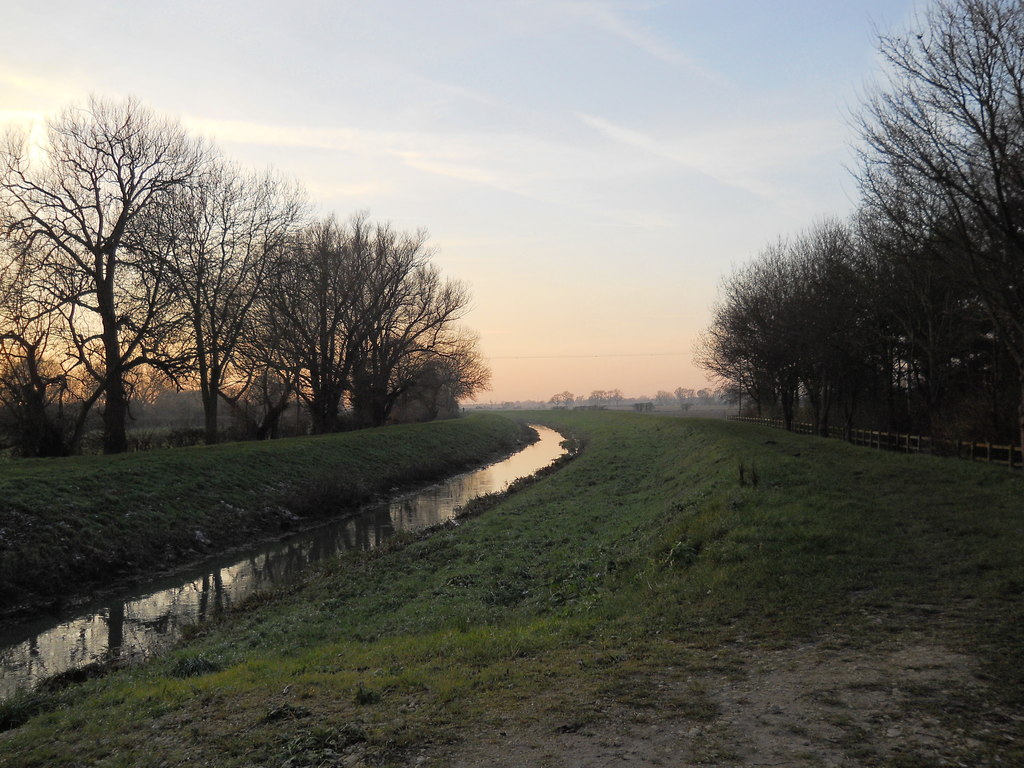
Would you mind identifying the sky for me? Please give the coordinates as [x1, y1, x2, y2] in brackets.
[0, 0, 919, 404]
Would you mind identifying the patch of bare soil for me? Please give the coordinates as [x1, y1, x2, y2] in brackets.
[419, 638, 1020, 767]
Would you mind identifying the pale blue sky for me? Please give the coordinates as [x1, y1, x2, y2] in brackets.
[0, 0, 918, 402]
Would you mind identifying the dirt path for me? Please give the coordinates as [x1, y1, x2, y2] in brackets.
[417, 636, 1016, 767]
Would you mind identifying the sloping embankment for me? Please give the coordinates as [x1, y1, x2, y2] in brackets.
[2, 412, 1022, 766]
[0, 414, 533, 616]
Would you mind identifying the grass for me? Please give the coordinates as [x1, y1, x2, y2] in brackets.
[0, 414, 533, 615]
[0, 411, 1021, 766]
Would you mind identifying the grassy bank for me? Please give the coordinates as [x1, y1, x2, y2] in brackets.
[1, 411, 1022, 766]
[0, 414, 533, 616]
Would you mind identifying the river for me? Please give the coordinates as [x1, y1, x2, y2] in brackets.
[0, 424, 566, 700]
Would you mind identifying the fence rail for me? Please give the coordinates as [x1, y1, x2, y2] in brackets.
[728, 416, 1022, 469]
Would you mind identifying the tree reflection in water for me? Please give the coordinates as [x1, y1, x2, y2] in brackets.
[0, 425, 565, 699]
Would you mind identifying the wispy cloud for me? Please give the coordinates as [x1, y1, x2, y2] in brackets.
[181, 117, 366, 153]
[180, 113, 685, 229]
[556, 1, 727, 84]
[0, 67, 82, 111]
[180, 115, 576, 198]
[303, 179, 394, 201]
[577, 111, 845, 205]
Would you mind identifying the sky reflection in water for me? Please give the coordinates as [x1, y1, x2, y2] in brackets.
[0, 425, 565, 698]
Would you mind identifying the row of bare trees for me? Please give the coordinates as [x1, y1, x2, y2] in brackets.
[654, 388, 717, 407]
[698, 0, 1024, 447]
[0, 96, 489, 456]
[547, 388, 718, 409]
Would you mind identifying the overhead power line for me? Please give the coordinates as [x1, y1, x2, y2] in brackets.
[487, 352, 686, 361]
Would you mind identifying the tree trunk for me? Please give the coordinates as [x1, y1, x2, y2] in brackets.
[102, 376, 129, 454]
[201, 362, 221, 445]
[100, 316, 129, 454]
[806, 381, 822, 434]
[780, 384, 795, 431]
[98, 259, 129, 454]
[256, 393, 293, 440]
[1018, 378, 1024, 463]
[203, 396, 219, 445]
[197, 329, 219, 445]
[309, 386, 342, 434]
[819, 382, 833, 437]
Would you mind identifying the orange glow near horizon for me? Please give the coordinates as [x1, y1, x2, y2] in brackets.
[469, 351, 712, 404]
[0, 1, 919, 412]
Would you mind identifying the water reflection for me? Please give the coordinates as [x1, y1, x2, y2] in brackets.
[0, 425, 565, 699]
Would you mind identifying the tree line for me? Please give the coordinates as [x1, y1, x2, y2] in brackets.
[547, 388, 719, 409]
[0, 96, 489, 456]
[697, 0, 1024, 449]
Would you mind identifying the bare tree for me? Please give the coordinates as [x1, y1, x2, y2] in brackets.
[389, 330, 491, 422]
[265, 216, 364, 433]
[0, 95, 212, 452]
[443, 330, 492, 404]
[854, 203, 987, 435]
[257, 213, 477, 432]
[167, 161, 306, 443]
[349, 258, 472, 428]
[549, 391, 575, 409]
[0, 239, 75, 455]
[654, 390, 674, 406]
[673, 387, 694, 411]
[789, 219, 867, 436]
[696, 240, 802, 427]
[855, 0, 1024, 447]
[222, 361, 300, 440]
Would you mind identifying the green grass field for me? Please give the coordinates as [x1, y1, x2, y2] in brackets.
[1, 411, 1021, 766]
[0, 414, 533, 615]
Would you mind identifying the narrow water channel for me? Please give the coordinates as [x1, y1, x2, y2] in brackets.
[0, 424, 566, 699]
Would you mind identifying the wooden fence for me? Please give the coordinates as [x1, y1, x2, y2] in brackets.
[728, 416, 1022, 469]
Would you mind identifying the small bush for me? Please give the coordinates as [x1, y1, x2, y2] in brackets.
[169, 653, 222, 678]
[0, 688, 46, 732]
[262, 702, 311, 723]
[353, 681, 380, 705]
